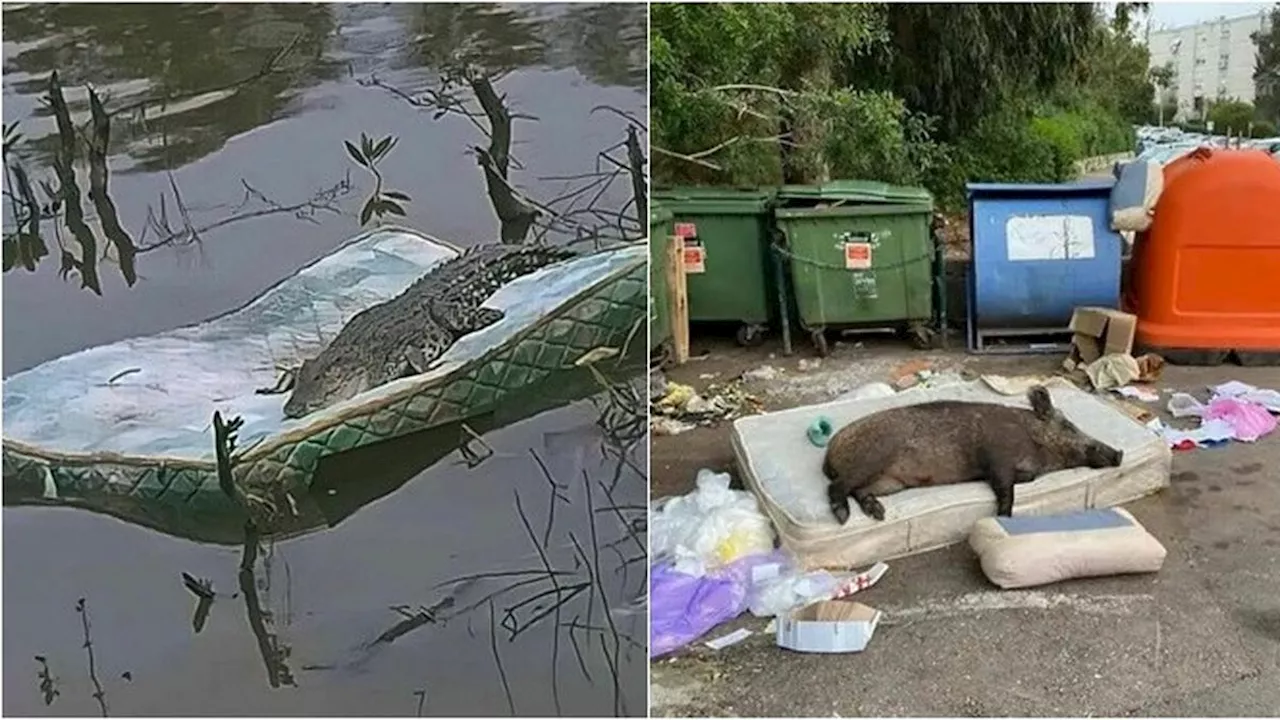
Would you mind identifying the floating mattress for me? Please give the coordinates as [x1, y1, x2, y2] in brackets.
[3, 226, 646, 542]
[731, 380, 1171, 570]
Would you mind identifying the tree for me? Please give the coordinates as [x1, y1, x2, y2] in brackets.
[1253, 5, 1280, 125]
[651, 3, 931, 185]
[1207, 100, 1259, 135]
[846, 3, 1098, 141]
[1150, 61, 1176, 125]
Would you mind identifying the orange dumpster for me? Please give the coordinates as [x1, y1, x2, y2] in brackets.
[1127, 148, 1280, 364]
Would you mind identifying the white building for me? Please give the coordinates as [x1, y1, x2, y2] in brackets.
[1147, 10, 1272, 121]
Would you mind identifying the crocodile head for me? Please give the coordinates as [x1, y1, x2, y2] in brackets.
[283, 354, 372, 420]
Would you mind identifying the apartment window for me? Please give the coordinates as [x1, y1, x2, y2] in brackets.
[1219, 54, 1230, 71]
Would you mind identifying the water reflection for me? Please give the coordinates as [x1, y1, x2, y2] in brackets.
[2, 2, 646, 293]
[2, 2, 340, 173]
[6, 357, 647, 715]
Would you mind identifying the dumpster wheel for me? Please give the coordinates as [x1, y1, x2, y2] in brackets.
[906, 322, 934, 350]
[736, 323, 766, 348]
[810, 329, 830, 358]
[651, 340, 674, 370]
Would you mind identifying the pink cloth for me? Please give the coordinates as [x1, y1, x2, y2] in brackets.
[1203, 398, 1278, 442]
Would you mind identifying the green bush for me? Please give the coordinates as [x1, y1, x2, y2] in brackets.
[1252, 120, 1278, 138]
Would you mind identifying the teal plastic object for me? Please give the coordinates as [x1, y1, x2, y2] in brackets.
[807, 416, 835, 447]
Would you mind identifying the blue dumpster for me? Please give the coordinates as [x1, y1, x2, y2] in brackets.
[966, 181, 1124, 353]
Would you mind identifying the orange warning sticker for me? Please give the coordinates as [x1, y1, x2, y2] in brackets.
[844, 242, 872, 269]
[683, 244, 706, 274]
[674, 222, 697, 238]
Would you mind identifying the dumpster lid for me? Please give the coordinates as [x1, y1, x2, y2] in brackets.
[966, 179, 1116, 197]
[653, 186, 774, 205]
[650, 203, 673, 224]
[778, 180, 932, 205]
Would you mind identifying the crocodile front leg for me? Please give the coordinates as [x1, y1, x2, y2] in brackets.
[429, 300, 505, 336]
[255, 365, 299, 395]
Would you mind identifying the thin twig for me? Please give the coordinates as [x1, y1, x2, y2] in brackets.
[75, 598, 108, 717]
[488, 599, 516, 716]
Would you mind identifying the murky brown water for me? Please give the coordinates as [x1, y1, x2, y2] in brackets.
[2, 3, 648, 716]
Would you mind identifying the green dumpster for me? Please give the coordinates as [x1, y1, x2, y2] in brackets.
[774, 182, 936, 356]
[649, 204, 674, 356]
[651, 187, 776, 346]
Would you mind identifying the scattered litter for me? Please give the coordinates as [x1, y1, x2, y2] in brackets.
[1111, 398, 1157, 424]
[652, 416, 697, 436]
[704, 628, 753, 650]
[1149, 417, 1234, 450]
[890, 359, 933, 389]
[835, 381, 896, 402]
[776, 601, 882, 654]
[1209, 381, 1280, 412]
[980, 374, 1071, 396]
[1204, 398, 1277, 442]
[649, 369, 669, 401]
[1157, 384, 1279, 447]
[797, 358, 822, 372]
[651, 379, 763, 431]
[743, 364, 782, 382]
[699, 373, 719, 380]
[1135, 353, 1166, 382]
[651, 469, 776, 576]
[1113, 386, 1160, 402]
[749, 561, 889, 618]
[1084, 353, 1140, 390]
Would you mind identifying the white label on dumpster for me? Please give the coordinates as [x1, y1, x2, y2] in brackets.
[1005, 215, 1095, 261]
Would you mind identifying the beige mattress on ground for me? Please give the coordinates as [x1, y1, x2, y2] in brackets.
[731, 379, 1172, 570]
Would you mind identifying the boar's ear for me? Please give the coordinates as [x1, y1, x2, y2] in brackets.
[1028, 385, 1054, 420]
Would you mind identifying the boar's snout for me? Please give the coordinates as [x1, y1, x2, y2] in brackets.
[1086, 442, 1124, 469]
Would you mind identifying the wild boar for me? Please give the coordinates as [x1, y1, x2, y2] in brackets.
[822, 385, 1124, 524]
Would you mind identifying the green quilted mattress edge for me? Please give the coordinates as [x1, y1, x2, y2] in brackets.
[2, 254, 647, 532]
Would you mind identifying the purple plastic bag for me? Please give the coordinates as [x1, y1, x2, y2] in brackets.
[649, 552, 785, 658]
[649, 563, 746, 658]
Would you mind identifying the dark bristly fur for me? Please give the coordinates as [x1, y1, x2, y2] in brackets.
[822, 385, 1124, 524]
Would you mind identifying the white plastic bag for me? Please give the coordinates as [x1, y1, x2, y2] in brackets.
[650, 469, 776, 576]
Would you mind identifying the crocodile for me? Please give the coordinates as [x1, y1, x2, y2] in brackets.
[278, 243, 578, 419]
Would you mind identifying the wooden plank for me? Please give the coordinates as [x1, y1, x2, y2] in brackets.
[666, 234, 690, 364]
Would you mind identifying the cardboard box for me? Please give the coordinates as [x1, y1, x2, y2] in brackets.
[775, 600, 881, 654]
[1067, 307, 1137, 366]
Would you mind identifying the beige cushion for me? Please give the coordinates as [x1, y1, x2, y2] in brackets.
[969, 507, 1167, 589]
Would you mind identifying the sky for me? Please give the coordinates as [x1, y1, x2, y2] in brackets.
[1146, 2, 1273, 31]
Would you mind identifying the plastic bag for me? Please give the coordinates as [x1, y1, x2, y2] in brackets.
[746, 559, 890, 618]
[649, 552, 783, 657]
[649, 562, 747, 658]
[650, 469, 776, 576]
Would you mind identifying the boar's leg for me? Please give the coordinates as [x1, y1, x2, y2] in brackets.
[827, 482, 853, 525]
[979, 448, 1020, 517]
[850, 486, 886, 521]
